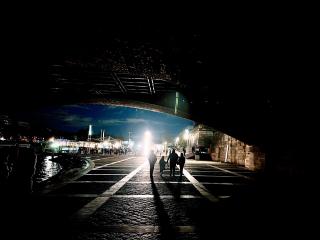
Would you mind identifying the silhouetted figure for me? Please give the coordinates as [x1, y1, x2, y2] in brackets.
[159, 156, 166, 177]
[178, 153, 186, 177]
[167, 149, 178, 176]
[183, 147, 186, 157]
[10, 144, 37, 195]
[0, 147, 10, 189]
[148, 150, 157, 179]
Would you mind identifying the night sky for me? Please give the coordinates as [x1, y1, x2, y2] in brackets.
[15, 104, 194, 143]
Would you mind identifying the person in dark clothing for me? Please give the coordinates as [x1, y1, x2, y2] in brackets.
[0, 147, 10, 188]
[167, 149, 178, 176]
[159, 156, 166, 177]
[148, 150, 157, 179]
[9, 144, 37, 195]
[178, 152, 186, 177]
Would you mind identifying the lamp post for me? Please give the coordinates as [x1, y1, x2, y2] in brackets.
[88, 125, 92, 141]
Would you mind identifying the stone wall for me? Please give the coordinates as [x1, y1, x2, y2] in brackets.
[212, 134, 265, 171]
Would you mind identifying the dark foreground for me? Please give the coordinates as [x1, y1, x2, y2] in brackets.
[1, 155, 313, 239]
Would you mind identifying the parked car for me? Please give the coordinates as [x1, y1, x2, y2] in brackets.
[195, 146, 211, 160]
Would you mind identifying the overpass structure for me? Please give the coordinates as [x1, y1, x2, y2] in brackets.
[1, 15, 313, 179]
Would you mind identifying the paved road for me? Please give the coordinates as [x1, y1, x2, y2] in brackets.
[1, 155, 308, 239]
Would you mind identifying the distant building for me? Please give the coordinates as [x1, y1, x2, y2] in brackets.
[188, 124, 215, 148]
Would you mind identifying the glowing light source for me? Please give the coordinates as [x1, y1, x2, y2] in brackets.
[143, 130, 152, 156]
[183, 129, 189, 140]
[103, 141, 111, 148]
[175, 137, 180, 144]
[50, 141, 60, 149]
[88, 125, 92, 136]
[114, 141, 121, 148]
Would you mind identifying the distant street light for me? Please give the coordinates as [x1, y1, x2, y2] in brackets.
[114, 141, 121, 148]
[88, 125, 92, 141]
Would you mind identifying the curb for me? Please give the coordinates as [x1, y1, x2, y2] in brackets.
[34, 157, 95, 195]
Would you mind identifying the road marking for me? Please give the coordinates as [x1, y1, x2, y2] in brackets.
[91, 157, 113, 161]
[184, 170, 231, 173]
[72, 181, 120, 184]
[70, 159, 146, 223]
[207, 165, 253, 180]
[128, 181, 192, 184]
[218, 195, 232, 199]
[73, 225, 196, 233]
[184, 167, 223, 169]
[98, 166, 137, 169]
[89, 169, 133, 171]
[92, 158, 111, 161]
[200, 182, 240, 185]
[71, 181, 240, 185]
[179, 166, 219, 203]
[111, 194, 202, 199]
[221, 167, 248, 169]
[46, 193, 228, 199]
[72, 181, 192, 184]
[47, 194, 99, 197]
[189, 175, 240, 177]
[86, 173, 128, 175]
[93, 157, 135, 170]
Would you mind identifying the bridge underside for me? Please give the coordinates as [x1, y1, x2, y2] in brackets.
[1, 14, 314, 167]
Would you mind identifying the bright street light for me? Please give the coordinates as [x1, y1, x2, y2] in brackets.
[183, 129, 189, 140]
[143, 130, 152, 156]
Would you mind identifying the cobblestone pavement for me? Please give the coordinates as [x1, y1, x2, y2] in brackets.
[3, 154, 299, 239]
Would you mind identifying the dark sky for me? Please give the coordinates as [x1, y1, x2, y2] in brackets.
[14, 104, 194, 143]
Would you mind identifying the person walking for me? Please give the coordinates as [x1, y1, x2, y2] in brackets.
[167, 149, 178, 176]
[148, 150, 157, 180]
[159, 156, 166, 177]
[178, 152, 186, 177]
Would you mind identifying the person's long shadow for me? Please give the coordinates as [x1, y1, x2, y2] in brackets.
[163, 166, 182, 200]
[151, 178, 177, 240]
[163, 177, 182, 200]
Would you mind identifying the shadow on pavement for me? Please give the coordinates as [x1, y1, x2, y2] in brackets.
[151, 179, 177, 240]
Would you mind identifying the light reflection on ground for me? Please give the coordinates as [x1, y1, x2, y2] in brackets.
[34, 156, 62, 183]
